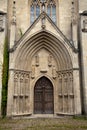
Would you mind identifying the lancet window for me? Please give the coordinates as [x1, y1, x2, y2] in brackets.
[47, 0, 56, 23]
[30, 0, 56, 24]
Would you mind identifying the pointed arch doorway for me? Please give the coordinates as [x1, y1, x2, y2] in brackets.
[34, 76, 54, 114]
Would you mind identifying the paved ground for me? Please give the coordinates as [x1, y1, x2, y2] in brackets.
[0, 116, 87, 130]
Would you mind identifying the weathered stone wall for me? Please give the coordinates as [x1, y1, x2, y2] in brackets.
[7, 0, 79, 41]
[1, 0, 87, 116]
[78, 0, 87, 115]
[59, 0, 72, 39]
[0, 0, 7, 12]
[79, 0, 87, 13]
[8, 0, 30, 40]
[80, 14, 87, 114]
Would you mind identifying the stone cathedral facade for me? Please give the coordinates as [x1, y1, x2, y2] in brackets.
[0, 0, 87, 117]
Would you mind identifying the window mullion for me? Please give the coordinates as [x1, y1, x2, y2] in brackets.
[51, 5, 52, 18]
[45, 3, 47, 13]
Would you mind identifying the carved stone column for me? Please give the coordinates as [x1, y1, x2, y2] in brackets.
[24, 73, 30, 113]
[73, 70, 81, 114]
[58, 73, 63, 112]
[13, 72, 19, 114]
[10, 0, 16, 49]
[68, 72, 74, 114]
[63, 73, 68, 113]
[7, 70, 14, 116]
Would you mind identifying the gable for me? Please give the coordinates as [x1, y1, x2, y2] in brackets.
[12, 12, 76, 51]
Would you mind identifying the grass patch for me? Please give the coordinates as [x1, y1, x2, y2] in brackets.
[0, 118, 87, 130]
[73, 115, 87, 120]
[26, 124, 87, 130]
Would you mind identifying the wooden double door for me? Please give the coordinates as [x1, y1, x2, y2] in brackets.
[34, 77, 54, 114]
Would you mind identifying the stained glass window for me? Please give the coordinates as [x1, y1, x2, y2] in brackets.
[47, 5, 51, 17]
[30, 6, 34, 24]
[52, 5, 56, 23]
[36, 5, 40, 18]
[47, 0, 56, 23]
[30, 0, 56, 24]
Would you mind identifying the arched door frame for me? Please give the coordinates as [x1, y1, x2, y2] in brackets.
[34, 76, 54, 114]
[32, 75, 55, 114]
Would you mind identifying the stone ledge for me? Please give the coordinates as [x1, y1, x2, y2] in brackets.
[12, 113, 32, 117]
[56, 112, 75, 116]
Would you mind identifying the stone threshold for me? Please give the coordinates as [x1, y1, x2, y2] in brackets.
[11, 113, 75, 119]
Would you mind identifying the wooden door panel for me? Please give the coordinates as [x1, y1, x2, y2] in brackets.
[45, 102, 53, 114]
[34, 93, 43, 101]
[34, 77, 54, 114]
[45, 93, 53, 101]
[34, 102, 43, 114]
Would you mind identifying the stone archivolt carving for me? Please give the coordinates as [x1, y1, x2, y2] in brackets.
[57, 71, 74, 114]
[13, 70, 30, 114]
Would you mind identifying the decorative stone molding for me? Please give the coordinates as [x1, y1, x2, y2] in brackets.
[71, 1, 77, 25]
[41, 12, 46, 29]
[12, 0, 16, 24]
[40, 70, 47, 73]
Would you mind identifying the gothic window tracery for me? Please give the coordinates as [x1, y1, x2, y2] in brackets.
[30, 0, 56, 24]
[30, 0, 40, 24]
[47, 0, 56, 23]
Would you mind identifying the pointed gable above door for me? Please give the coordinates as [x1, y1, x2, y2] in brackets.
[11, 12, 76, 52]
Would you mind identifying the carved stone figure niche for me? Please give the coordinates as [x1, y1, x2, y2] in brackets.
[58, 71, 74, 114]
[13, 70, 30, 114]
[31, 49, 57, 78]
[48, 54, 52, 67]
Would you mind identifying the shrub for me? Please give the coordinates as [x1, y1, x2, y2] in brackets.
[1, 36, 9, 117]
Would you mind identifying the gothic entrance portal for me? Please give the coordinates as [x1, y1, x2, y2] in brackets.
[34, 77, 54, 114]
